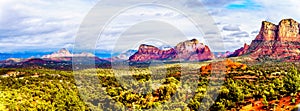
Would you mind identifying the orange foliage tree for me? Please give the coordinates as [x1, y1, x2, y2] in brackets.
[200, 59, 247, 75]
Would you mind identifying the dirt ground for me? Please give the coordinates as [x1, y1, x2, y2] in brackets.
[240, 93, 300, 111]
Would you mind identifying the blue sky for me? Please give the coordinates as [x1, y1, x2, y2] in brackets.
[227, 0, 262, 10]
[0, 0, 299, 54]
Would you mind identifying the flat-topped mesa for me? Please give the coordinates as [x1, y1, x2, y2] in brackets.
[138, 44, 160, 54]
[129, 39, 214, 62]
[255, 21, 277, 41]
[255, 19, 300, 42]
[129, 44, 176, 62]
[174, 39, 214, 61]
[278, 19, 300, 41]
[229, 18, 300, 61]
[175, 39, 204, 53]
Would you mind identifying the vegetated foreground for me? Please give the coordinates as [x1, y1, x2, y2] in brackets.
[0, 60, 300, 111]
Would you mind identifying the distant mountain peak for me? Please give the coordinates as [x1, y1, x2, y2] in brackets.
[42, 48, 94, 58]
[57, 48, 70, 54]
[190, 38, 199, 44]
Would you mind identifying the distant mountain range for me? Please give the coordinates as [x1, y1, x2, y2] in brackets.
[1, 18, 300, 70]
[103, 49, 137, 62]
[0, 49, 110, 70]
[41, 48, 95, 60]
[0, 52, 52, 60]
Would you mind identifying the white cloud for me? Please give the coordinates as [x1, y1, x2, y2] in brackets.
[77, 1, 220, 52]
[0, 0, 98, 52]
[205, 0, 300, 51]
[222, 24, 241, 31]
[1, 0, 300, 53]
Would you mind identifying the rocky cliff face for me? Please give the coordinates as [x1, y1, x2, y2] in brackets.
[254, 19, 300, 42]
[229, 43, 249, 57]
[229, 18, 300, 61]
[278, 19, 300, 42]
[255, 21, 278, 41]
[129, 44, 176, 62]
[174, 39, 214, 61]
[129, 39, 214, 62]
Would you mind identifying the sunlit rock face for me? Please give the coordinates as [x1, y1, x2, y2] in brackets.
[174, 39, 214, 61]
[229, 18, 300, 61]
[255, 21, 278, 41]
[129, 44, 176, 62]
[278, 19, 300, 42]
[129, 39, 214, 62]
[254, 19, 300, 42]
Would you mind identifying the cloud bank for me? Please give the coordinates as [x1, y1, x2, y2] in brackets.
[0, 0, 300, 54]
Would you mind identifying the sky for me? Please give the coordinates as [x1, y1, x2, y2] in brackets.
[0, 0, 300, 55]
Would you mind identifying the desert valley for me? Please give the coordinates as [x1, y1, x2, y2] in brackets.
[1, 18, 300, 111]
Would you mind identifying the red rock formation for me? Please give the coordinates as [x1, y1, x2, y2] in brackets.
[278, 19, 300, 42]
[200, 59, 247, 75]
[174, 39, 214, 61]
[129, 44, 176, 62]
[22, 58, 47, 64]
[129, 39, 215, 62]
[229, 18, 300, 61]
[229, 43, 249, 57]
[188, 45, 214, 61]
[255, 21, 278, 41]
